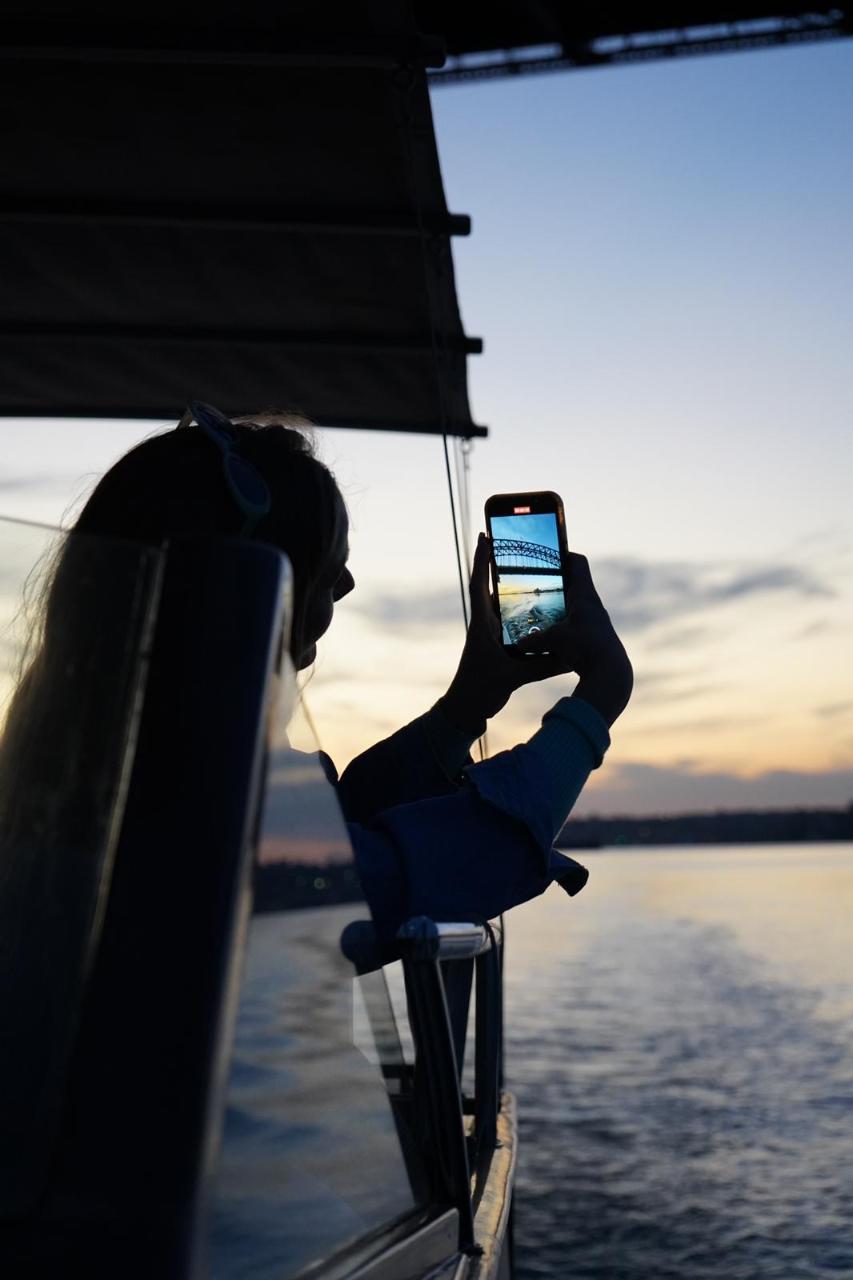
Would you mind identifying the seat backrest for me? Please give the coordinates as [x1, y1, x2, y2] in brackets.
[0, 519, 163, 1218]
[0, 534, 287, 1277]
[1, 528, 453, 1280]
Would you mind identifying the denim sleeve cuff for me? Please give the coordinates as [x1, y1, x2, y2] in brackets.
[540, 696, 611, 768]
[463, 695, 611, 856]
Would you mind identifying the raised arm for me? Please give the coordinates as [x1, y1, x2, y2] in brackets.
[335, 535, 627, 844]
[335, 701, 479, 825]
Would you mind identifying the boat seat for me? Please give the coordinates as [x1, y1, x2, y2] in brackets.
[0, 537, 287, 1279]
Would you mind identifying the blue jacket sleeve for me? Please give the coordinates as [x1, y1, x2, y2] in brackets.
[464, 697, 610, 850]
[335, 703, 478, 824]
[333, 698, 607, 942]
[347, 785, 555, 942]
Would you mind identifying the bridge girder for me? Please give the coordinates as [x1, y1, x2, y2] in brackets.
[493, 537, 561, 571]
[428, 10, 852, 86]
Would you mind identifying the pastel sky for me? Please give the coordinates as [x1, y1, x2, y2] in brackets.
[1, 39, 852, 815]
[497, 576, 564, 596]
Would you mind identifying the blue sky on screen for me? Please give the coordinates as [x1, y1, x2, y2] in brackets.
[490, 512, 560, 551]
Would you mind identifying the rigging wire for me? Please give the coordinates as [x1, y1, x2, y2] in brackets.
[398, 59, 487, 756]
[454, 436, 474, 578]
[453, 436, 489, 761]
[444, 434, 489, 760]
[443, 433, 470, 631]
[395, 62, 470, 636]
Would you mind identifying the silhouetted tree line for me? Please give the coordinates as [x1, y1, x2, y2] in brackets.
[254, 860, 364, 913]
[558, 803, 853, 849]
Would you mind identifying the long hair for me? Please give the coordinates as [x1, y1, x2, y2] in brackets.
[0, 410, 345, 887]
[1, 410, 345, 881]
[72, 412, 346, 663]
[0, 413, 346, 1193]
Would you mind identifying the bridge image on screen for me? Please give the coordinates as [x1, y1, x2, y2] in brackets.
[492, 537, 561, 574]
[488, 512, 567, 645]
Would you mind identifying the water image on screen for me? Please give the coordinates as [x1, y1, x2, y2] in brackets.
[489, 511, 567, 646]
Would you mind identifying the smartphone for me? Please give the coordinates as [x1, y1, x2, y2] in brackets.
[484, 491, 569, 654]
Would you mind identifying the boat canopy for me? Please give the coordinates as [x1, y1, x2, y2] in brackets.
[5, 3, 845, 434]
[0, 3, 484, 436]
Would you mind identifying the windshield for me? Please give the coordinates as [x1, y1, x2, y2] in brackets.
[209, 668, 423, 1279]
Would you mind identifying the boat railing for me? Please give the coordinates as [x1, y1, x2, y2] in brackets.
[394, 914, 505, 1255]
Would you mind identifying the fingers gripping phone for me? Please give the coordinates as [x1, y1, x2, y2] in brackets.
[484, 491, 570, 655]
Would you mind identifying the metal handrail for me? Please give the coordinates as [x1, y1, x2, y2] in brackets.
[396, 916, 500, 962]
[395, 914, 504, 1254]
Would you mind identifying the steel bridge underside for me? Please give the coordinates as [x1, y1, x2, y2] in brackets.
[493, 538, 562, 574]
[424, 4, 852, 85]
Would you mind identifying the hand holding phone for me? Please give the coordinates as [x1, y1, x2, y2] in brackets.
[439, 532, 564, 734]
[484, 491, 570, 655]
[441, 491, 632, 733]
[519, 550, 633, 725]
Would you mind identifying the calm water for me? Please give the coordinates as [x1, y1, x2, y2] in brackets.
[500, 591, 566, 644]
[504, 843, 853, 1279]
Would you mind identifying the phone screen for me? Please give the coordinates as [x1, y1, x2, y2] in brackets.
[487, 508, 567, 646]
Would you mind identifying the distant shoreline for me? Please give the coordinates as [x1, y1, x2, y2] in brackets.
[557, 805, 853, 849]
[497, 587, 563, 596]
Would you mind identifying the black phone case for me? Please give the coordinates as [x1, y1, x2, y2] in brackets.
[484, 491, 569, 654]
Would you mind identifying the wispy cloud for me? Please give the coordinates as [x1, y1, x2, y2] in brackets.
[645, 624, 710, 652]
[637, 681, 728, 706]
[631, 713, 772, 736]
[0, 473, 77, 494]
[350, 587, 461, 631]
[793, 619, 833, 641]
[595, 557, 832, 633]
[815, 700, 853, 720]
[348, 554, 834, 640]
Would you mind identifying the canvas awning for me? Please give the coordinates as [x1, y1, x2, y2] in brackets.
[0, 3, 484, 436]
[4, 3, 846, 435]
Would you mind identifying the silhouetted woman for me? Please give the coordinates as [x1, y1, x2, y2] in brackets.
[1, 402, 633, 941]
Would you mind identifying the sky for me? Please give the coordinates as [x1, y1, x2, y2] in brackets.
[498, 576, 563, 596]
[1, 39, 852, 816]
[490, 512, 561, 552]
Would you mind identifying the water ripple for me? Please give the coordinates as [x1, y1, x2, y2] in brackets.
[506, 854, 853, 1279]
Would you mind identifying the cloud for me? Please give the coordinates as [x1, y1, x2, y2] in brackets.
[350, 586, 462, 632]
[575, 760, 853, 817]
[631, 713, 772, 736]
[788, 526, 851, 556]
[645, 624, 710, 652]
[0, 473, 76, 494]
[633, 668, 698, 689]
[627, 665, 727, 706]
[347, 553, 833, 641]
[631, 667, 729, 705]
[815, 700, 853, 720]
[793, 619, 833, 640]
[639, 681, 728, 705]
[595, 556, 832, 633]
